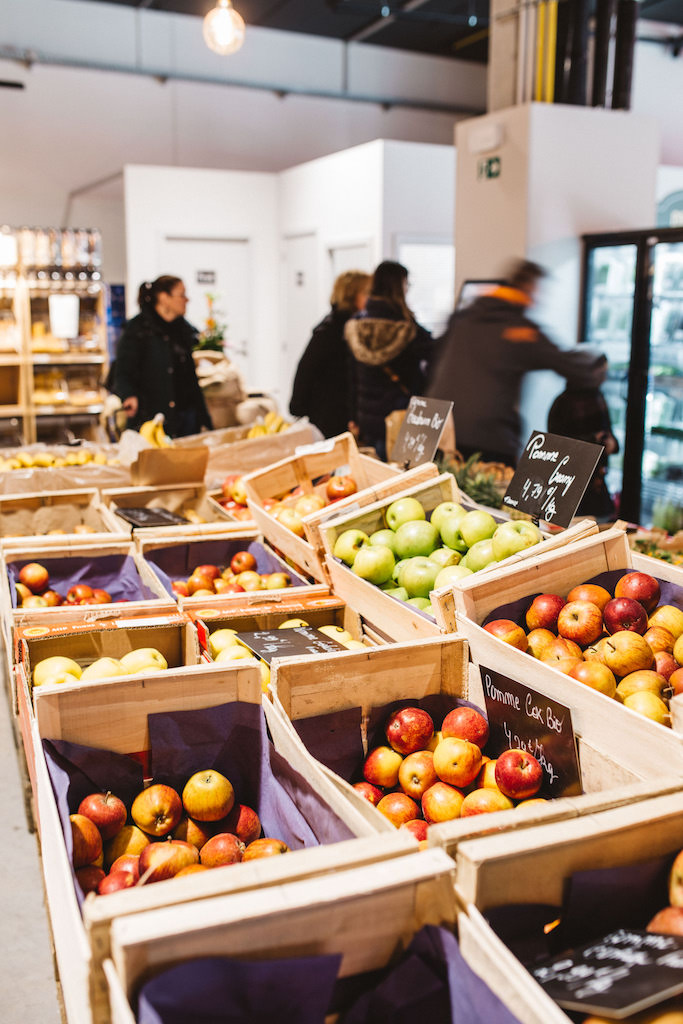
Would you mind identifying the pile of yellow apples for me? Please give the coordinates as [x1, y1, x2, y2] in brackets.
[32, 647, 169, 688]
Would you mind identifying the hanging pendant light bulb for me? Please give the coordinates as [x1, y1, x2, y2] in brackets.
[203, 0, 246, 55]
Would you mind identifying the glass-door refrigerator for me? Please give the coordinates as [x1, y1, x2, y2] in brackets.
[579, 227, 683, 528]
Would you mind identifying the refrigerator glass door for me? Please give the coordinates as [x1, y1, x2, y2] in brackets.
[584, 243, 638, 502]
[642, 240, 683, 531]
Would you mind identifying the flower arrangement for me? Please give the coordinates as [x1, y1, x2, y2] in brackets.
[194, 292, 227, 352]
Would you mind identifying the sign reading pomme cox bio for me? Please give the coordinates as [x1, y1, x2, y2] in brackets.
[391, 396, 453, 469]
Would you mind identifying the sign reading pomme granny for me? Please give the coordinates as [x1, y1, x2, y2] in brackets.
[391, 396, 453, 469]
[480, 665, 581, 797]
[502, 430, 604, 527]
[237, 626, 347, 664]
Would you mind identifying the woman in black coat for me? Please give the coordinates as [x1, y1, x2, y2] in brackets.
[344, 261, 434, 459]
[289, 270, 371, 437]
[111, 276, 212, 438]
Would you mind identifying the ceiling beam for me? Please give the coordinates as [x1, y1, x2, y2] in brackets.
[348, 0, 437, 44]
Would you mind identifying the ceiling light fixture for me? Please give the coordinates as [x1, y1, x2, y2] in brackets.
[203, 0, 246, 56]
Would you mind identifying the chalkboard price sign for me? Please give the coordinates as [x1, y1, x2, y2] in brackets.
[237, 626, 348, 664]
[480, 665, 581, 797]
[531, 929, 683, 1018]
[390, 396, 453, 469]
[502, 430, 604, 527]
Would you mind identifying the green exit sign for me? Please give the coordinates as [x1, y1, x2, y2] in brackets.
[477, 156, 501, 180]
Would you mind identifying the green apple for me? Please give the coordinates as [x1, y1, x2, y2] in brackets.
[397, 556, 441, 598]
[459, 509, 498, 547]
[491, 520, 543, 562]
[406, 597, 432, 611]
[385, 497, 426, 531]
[392, 558, 411, 583]
[393, 519, 439, 559]
[434, 564, 474, 588]
[428, 547, 461, 568]
[462, 538, 497, 573]
[334, 529, 370, 566]
[430, 502, 466, 535]
[383, 586, 409, 602]
[369, 529, 399, 554]
[438, 513, 469, 553]
[352, 544, 395, 585]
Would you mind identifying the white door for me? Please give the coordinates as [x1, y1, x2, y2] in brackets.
[158, 236, 251, 383]
[398, 240, 455, 336]
[280, 233, 319, 413]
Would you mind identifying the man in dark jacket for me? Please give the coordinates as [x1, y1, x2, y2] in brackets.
[427, 260, 606, 467]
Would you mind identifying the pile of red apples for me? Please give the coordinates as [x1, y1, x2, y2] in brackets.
[484, 570, 683, 726]
[15, 561, 112, 608]
[256, 473, 359, 539]
[71, 768, 289, 897]
[171, 549, 291, 598]
[354, 704, 546, 839]
[217, 475, 254, 522]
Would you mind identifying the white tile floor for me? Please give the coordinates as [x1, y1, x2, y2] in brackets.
[1, 659, 63, 1023]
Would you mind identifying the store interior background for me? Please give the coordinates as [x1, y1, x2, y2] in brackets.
[2, 0, 683, 422]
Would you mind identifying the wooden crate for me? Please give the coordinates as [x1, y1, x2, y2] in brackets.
[242, 432, 401, 582]
[99, 483, 241, 537]
[0, 488, 115, 548]
[455, 791, 683, 1024]
[268, 634, 683, 845]
[104, 847, 457, 1024]
[28, 663, 408, 1024]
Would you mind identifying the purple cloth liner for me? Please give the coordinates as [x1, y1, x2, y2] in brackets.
[482, 568, 683, 629]
[7, 554, 158, 607]
[294, 692, 484, 784]
[42, 701, 354, 909]
[135, 925, 523, 1024]
[145, 539, 308, 597]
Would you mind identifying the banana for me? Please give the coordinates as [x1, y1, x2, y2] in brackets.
[139, 418, 159, 445]
[266, 414, 284, 434]
[154, 419, 172, 448]
[32, 452, 55, 467]
[264, 411, 279, 430]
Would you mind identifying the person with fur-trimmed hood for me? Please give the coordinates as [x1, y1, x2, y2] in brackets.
[344, 260, 434, 459]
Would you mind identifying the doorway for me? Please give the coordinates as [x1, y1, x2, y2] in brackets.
[280, 233, 319, 411]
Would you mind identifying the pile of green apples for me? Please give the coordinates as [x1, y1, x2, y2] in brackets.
[333, 496, 542, 614]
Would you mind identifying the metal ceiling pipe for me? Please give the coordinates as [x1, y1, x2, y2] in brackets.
[613, 0, 638, 109]
[591, 0, 615, 107]
[567, 0, 591, 105]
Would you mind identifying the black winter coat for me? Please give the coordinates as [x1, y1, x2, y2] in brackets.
[345, 298, 434, 450]
[111, 308, 212, 438]
[289, 306, 354, 438]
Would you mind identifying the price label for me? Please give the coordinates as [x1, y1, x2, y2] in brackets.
[502, 431, 604, 527]
[237, 626, 348, 664]
[390, 396, 453, 469]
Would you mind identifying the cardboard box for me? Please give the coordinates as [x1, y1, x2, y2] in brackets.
[128, 446, 209, 487]
[242, 431, 401, 582]
[0, 489, 115, 548]
[180, 417, 320, 483]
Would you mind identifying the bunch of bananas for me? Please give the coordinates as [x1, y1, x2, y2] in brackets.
[246, 411, 289, 439]
[139, 413, 173, 449]
[0, 448, 111, 470]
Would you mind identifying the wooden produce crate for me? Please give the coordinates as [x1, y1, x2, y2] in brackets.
[455, 791, 683, 1024]
[100, 483, 240, 537]
[103, 847, 458, 1024]
[0, 488, 115, 548]
[242, 431, 401, 582]
[180, 416, 319, 483]
[28, 662, 405, 1024]
[432, 525, 683, 747]
[268, 634, 683, 844]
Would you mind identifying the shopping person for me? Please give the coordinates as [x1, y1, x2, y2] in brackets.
[111, 276, 213, 438]
[289, 270, 371, 438]
[427, 259, 606, 467]
[344, 260, 434, 459]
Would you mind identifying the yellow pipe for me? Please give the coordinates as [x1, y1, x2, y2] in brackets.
[544, 0, 558, 103]
[535, 0, 547, 102]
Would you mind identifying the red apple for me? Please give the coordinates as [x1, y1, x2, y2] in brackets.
[483, 619, 528, 651]
[352, 782, 384, 806]
[603, 597, 648, 636]
[326, 475, 358, 501]
[376, 791, 421, 827]
[75, 865, 106, 894]
[669, 667, 683, 696]
[182, 770, 235, 822]
[172, 817, 215, 851]
[584, 636, 611, 664]
[110, 854, 140, 882]
[400, 818, 429, 842]
[19, 562, 49, 593]
[614, 571, 661, 613]
[385, 706, 434, 755]
[230, 551, 257, 575]
[70, 813, 103, 868]
[363, 746, 403, 789]
[78, 791, 127, 840]
[172, 580, 190, 598]
[192, 564, 221, 582]
[235, 570, 264, 592]
[494, 749, 543, 800]
[540, 636, 584, 666]
[90, 588, 112, 604]
[242, 838, 290, 860]
[229, 477, 248, 506]
[566, 583, 612, 611]
[199, 832, 245, 867]
[557, 600, 604, 646]
[175, 864, 210, 877]
[433, 736, 482, 788]
[138, 839, 199, 882]
[398, 750, 438, 800]
[474, 759, 504, 793]
[66, 583, 94, 605]
[655, 651, 679, 681]
[97, 870, 137, 895]
[602, 631, 654, 676]
[221, 474, 240, 499]
[441, 706, 489, 749]
[460, 789, 514, 816]
[421, 781, 464, 823]
[525, 593, 566, 632]
[187, 572, 214, 596]
[644, 626, 676, 655]
[647, 906, 683, 936]
[42, 589, 64, 607]
[131, 784, 183, 837]
[222, 803, 261, 846]
[569, 660, 617, 698]
[223, 583, 246, 594]
[526, 628, 557, 660]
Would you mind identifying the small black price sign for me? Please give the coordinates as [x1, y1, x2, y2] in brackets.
[502, 430, 604, 527]
[480, 665, 581, 797]
[531, 929, 683, 1018]
[390, 396, 453, 469]
[237, 626, 347, 665]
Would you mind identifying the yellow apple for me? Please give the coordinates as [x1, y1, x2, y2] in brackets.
[259, 660, 270, 692]
[208, 629, 241, 658]
[342, 639, 367, 650]
[119, 648, 168, 674]
[317, 624, 353, 643]
[649, 605, 683, 641]
[622, 689, 670, 725]
[278, 618, 309, 629]
[80, 657, 128, 681]
[215, 645, 253, 663]
[33, 656, 83, 687]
